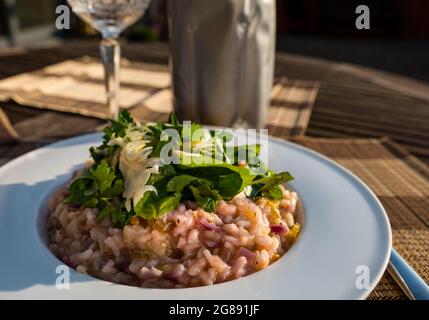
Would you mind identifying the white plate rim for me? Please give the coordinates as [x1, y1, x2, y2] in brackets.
[267, 134, 392, 299]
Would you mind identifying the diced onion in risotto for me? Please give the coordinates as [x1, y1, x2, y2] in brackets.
[48, 186, 300, 288]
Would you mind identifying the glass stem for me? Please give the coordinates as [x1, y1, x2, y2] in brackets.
[100, 37, 120, 120]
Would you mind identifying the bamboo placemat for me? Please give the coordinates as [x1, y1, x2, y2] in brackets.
[290, 137, 429, 300]
[0, 57, 319, 138]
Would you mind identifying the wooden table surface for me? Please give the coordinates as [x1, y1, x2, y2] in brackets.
[1, 41, 428, 165]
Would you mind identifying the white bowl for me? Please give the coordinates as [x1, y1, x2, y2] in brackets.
[0, 132, 391, 299]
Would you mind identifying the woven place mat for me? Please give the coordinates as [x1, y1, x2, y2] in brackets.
[0, 56, 319, 139]
[290, 137, 429, 300]
[0, 56, 170, 118]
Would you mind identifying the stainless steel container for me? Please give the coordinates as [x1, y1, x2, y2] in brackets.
[168, 0, 276, 129]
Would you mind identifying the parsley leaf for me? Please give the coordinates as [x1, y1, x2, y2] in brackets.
[64, 160, 127, 227]
[92, 160, 116, 193]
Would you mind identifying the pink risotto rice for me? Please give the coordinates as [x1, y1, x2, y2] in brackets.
[47, 185, 300, 288]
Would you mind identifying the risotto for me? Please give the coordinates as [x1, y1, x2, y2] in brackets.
[47, 185, 299, 288]
[46, 110, 301, 288]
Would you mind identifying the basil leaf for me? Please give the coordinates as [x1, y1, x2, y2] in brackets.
[189, 185, 220, 213]
[134, 191, 181, 220]
[134, 191, 157, 219]
[83, 197, 98, 208]
[266, 185, 283, 200]
[158, 193, 181, 216]
[167, 175, 211, 193]
[176, 161, 255, 200]
[249, 172, 294, 199]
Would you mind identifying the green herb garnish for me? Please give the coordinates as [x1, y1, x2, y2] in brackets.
[64, 110, 294, 226]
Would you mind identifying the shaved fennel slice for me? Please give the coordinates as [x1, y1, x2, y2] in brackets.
[119, 141, 160, 212]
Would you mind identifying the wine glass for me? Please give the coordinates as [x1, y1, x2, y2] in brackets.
[67, 0, 151, 119]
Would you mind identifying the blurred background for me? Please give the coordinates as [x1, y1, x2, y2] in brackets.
[0, 0, 428, 82]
